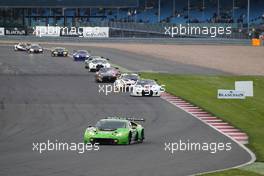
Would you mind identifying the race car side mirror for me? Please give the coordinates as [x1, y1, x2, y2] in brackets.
[106, 58, 110, 60]
[115, 67, 119, 69]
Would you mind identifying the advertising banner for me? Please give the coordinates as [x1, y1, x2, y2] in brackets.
[5, 28, 26, 35]
[0, 28, 4, 36]
[60, 27, 84, 37]
[83, 27, 109, 38]
[217, 89, 245, 99]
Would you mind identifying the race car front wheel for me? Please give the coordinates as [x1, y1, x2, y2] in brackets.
[127, 133, 132, 145]
[135, 132, 139, 141]
[139, 130, 144, 143]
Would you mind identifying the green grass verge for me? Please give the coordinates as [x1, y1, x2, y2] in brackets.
[201, 169, 263, 176]
[241, 162, 264, 175]
[141, 73, 264, 175]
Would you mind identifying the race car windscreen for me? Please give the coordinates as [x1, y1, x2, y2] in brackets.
[137, 80, 156, 86]
[55, 48, 65, 52]
[31, 45, 41, 49]
[92, 60, 107, 64]
[19, 44, 27, 47]
[78, 50, 88, 54]
[95, 120, 127, 130]
[123, 75, 139, 81]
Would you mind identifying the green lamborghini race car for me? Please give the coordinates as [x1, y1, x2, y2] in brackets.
[84, 117, 145, 145]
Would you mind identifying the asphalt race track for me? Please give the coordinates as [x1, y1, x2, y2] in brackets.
[0, 45, 252, 176]
[74, 46, 227, 74]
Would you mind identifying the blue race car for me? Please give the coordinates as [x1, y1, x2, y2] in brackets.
[73, 50, 90, 61]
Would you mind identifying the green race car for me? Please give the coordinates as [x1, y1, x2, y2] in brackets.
[84, 117, 145, 145]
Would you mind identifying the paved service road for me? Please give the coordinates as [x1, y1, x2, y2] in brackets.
[0, 45, 252, 176]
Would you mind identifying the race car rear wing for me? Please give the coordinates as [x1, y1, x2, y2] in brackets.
[106, 117, 145, 122]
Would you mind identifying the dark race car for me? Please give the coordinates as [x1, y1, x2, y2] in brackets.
[14, 43, 31, 51]
[51, 47, 68, 57]
[95, 67, 121, 83]
[73, 50, 90, 61]
[28, 44, 43, 53]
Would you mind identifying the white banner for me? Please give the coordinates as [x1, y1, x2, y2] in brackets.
[217, 89, 245, 99]
[0, 28, 4, 36]
[235, 81, 253, 97]
[35, 26, 60, 37]
[83, 27, 109, 38]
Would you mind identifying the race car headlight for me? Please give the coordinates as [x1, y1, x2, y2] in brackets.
[63, 51, 67, 54]
[87, 131, 95, 136]
[30, 49, 34, 51]
[53, 51, 58, 54]
[106, 63, 110, 67]
[134, 86, 143, 92]
[39, 49, 43, 51]
[114, 132, 124, 136]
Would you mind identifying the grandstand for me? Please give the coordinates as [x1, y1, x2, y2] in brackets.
[0, 0, 263, 38]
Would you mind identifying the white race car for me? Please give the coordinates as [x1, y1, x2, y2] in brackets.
[86, 57, 111, 72]
[130, 79, 165, 97]
[114, 73, 140, 91]
[14, 43, 31, 51]
[28, 44, 43, 53]
[85, 56, 103, 68]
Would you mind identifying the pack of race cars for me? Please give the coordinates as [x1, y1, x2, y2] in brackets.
[14, 43, 44, 53]
[13, 42, 166, 145]
[14, 42, 164, 97]
[87, 56, 164, 97]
